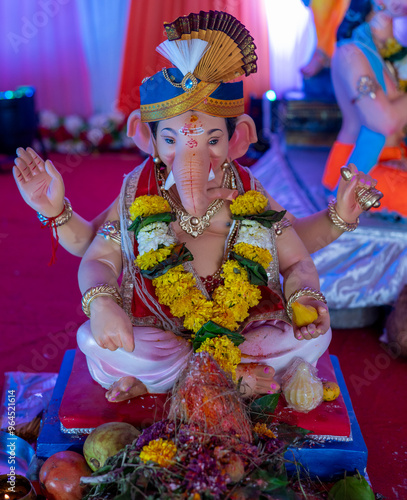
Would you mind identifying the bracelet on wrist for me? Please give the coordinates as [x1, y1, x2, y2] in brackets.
[37, 198, 73, 228]
[37, 198, 73, 265]
[286, 287, 327, 322]
[327, 199, 359, 232]
[81, 284, 123, 318]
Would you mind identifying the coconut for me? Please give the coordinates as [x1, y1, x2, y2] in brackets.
[83, 422, 140, 471]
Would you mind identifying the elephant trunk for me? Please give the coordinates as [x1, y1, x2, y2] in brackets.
[172, 151, 212, 217]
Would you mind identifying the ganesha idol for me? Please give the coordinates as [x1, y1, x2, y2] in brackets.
[13, 12, 373, 411]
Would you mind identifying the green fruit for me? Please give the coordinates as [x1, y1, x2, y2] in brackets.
[329, 473, 375, 500]
[83, 422, 140, 471]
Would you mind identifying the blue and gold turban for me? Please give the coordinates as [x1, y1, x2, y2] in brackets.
[139, 11, 257, 123]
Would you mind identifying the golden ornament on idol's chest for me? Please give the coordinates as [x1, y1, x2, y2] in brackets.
[155, 162, 236, 238]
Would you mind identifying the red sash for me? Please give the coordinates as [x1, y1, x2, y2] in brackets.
[130, 158, 284, 326]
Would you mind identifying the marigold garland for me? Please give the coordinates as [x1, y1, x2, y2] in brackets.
[229, 190, 268, 215]
[136, 244, 175, 270]
[139, 438, 177, 467]
[129, 195, 171, 220]
[234, 242, 273, 269]
[196, 336, 241, 380]
[129, 190, 274, 378]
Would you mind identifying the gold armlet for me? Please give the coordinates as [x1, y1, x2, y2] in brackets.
[37, 198, 73, 227]
[97, 220, 121, 246]
[81, 284, 123, 318]
[327, 199, 359, 232]
[274, 217, 292, 236]
[286, 287, 327, 322]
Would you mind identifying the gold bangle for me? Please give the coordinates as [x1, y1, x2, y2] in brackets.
[97, 220, 121, 246]
[37, 198, 73, 227]
[327, 199, 359, 232]
[81, 284, 123, 318]
[286, 287, 327, 322]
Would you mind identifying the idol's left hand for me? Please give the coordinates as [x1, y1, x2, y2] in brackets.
[336, 163, 378, 222]
[293, 297, 330, 341]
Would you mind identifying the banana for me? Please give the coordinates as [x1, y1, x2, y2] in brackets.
[291, 301, 318, 327]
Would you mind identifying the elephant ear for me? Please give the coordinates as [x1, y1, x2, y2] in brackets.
[127, 109, 155, 156]
[228, 114, 258, 161]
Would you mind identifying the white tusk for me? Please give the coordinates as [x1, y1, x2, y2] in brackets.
[208, 168, 215, 181]
[164, 170, 176, 190]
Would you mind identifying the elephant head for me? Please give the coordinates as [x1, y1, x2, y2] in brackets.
[127, 110, 258, 217]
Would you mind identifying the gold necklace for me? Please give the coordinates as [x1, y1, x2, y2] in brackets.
[156, 163, 236, 238]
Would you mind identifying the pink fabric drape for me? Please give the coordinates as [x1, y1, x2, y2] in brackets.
[117, 0, 271, 115]
[0, 0, 92, 117]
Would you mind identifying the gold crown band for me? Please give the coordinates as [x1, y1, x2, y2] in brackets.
[194, 96, 245, 118]
[140, 81, 221, 122]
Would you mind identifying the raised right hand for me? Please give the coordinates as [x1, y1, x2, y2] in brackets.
[13, 147, 65, 217]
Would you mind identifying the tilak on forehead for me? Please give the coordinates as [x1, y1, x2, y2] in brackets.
[180, 115, 204, 136]
[139, 11, 258, 123]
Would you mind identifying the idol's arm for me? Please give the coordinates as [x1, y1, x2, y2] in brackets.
[276, 227, 330, 340]
[334, 44, 407, 135]
[51, 199, 119, 257]
[78, 226, 135, 353]
[13, 147, 119, 257]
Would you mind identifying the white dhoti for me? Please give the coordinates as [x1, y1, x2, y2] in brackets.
[77, 322, 193, 393]
[77, 320, 332, 392]
[239, 320, 332, 383]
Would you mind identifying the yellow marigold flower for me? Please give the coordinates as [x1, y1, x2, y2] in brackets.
[196, 336, 241, 379]
[156, 275, 196, 306]
[253, 422, 276, 439]
[233, 242, 273, 269]
[169, 295, 195, 317]
[139, 438, 177, 467]
[230, 190, 268, 216]
[222, 279, 262, 308]
[135, 245, 174, 270]
[212, 304, 239, 331]
[213, 288, 250, 323]
[155, 284, 178, 306]
[129, 195, 171, 220]
[153, 265, 187, 287]
[244, 284, 262, 308]
[229, 301, 250, 323]
[221, 260, 249, 284]
[184, 298, 214, 332]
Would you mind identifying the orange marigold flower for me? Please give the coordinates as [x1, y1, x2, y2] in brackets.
[139, 438, 177, 467]
[253, 422, 276, 439]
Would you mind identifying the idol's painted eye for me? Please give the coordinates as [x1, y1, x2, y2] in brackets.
[209, 138, 219, 145]
[164, 138, 175, 145]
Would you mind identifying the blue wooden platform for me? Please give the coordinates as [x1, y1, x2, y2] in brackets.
[37, 350, 86, 459]
[285, 355, 368, 480]
[37, 350, 367, 480]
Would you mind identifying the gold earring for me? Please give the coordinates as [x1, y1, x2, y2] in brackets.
[153, 156, 162, 165]
[221, 159, 230, 170]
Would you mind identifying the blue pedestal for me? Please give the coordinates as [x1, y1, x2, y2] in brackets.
[37, 351, 368, 481]
[285, 356, 368, 480]
[37, 350, 86, 459]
